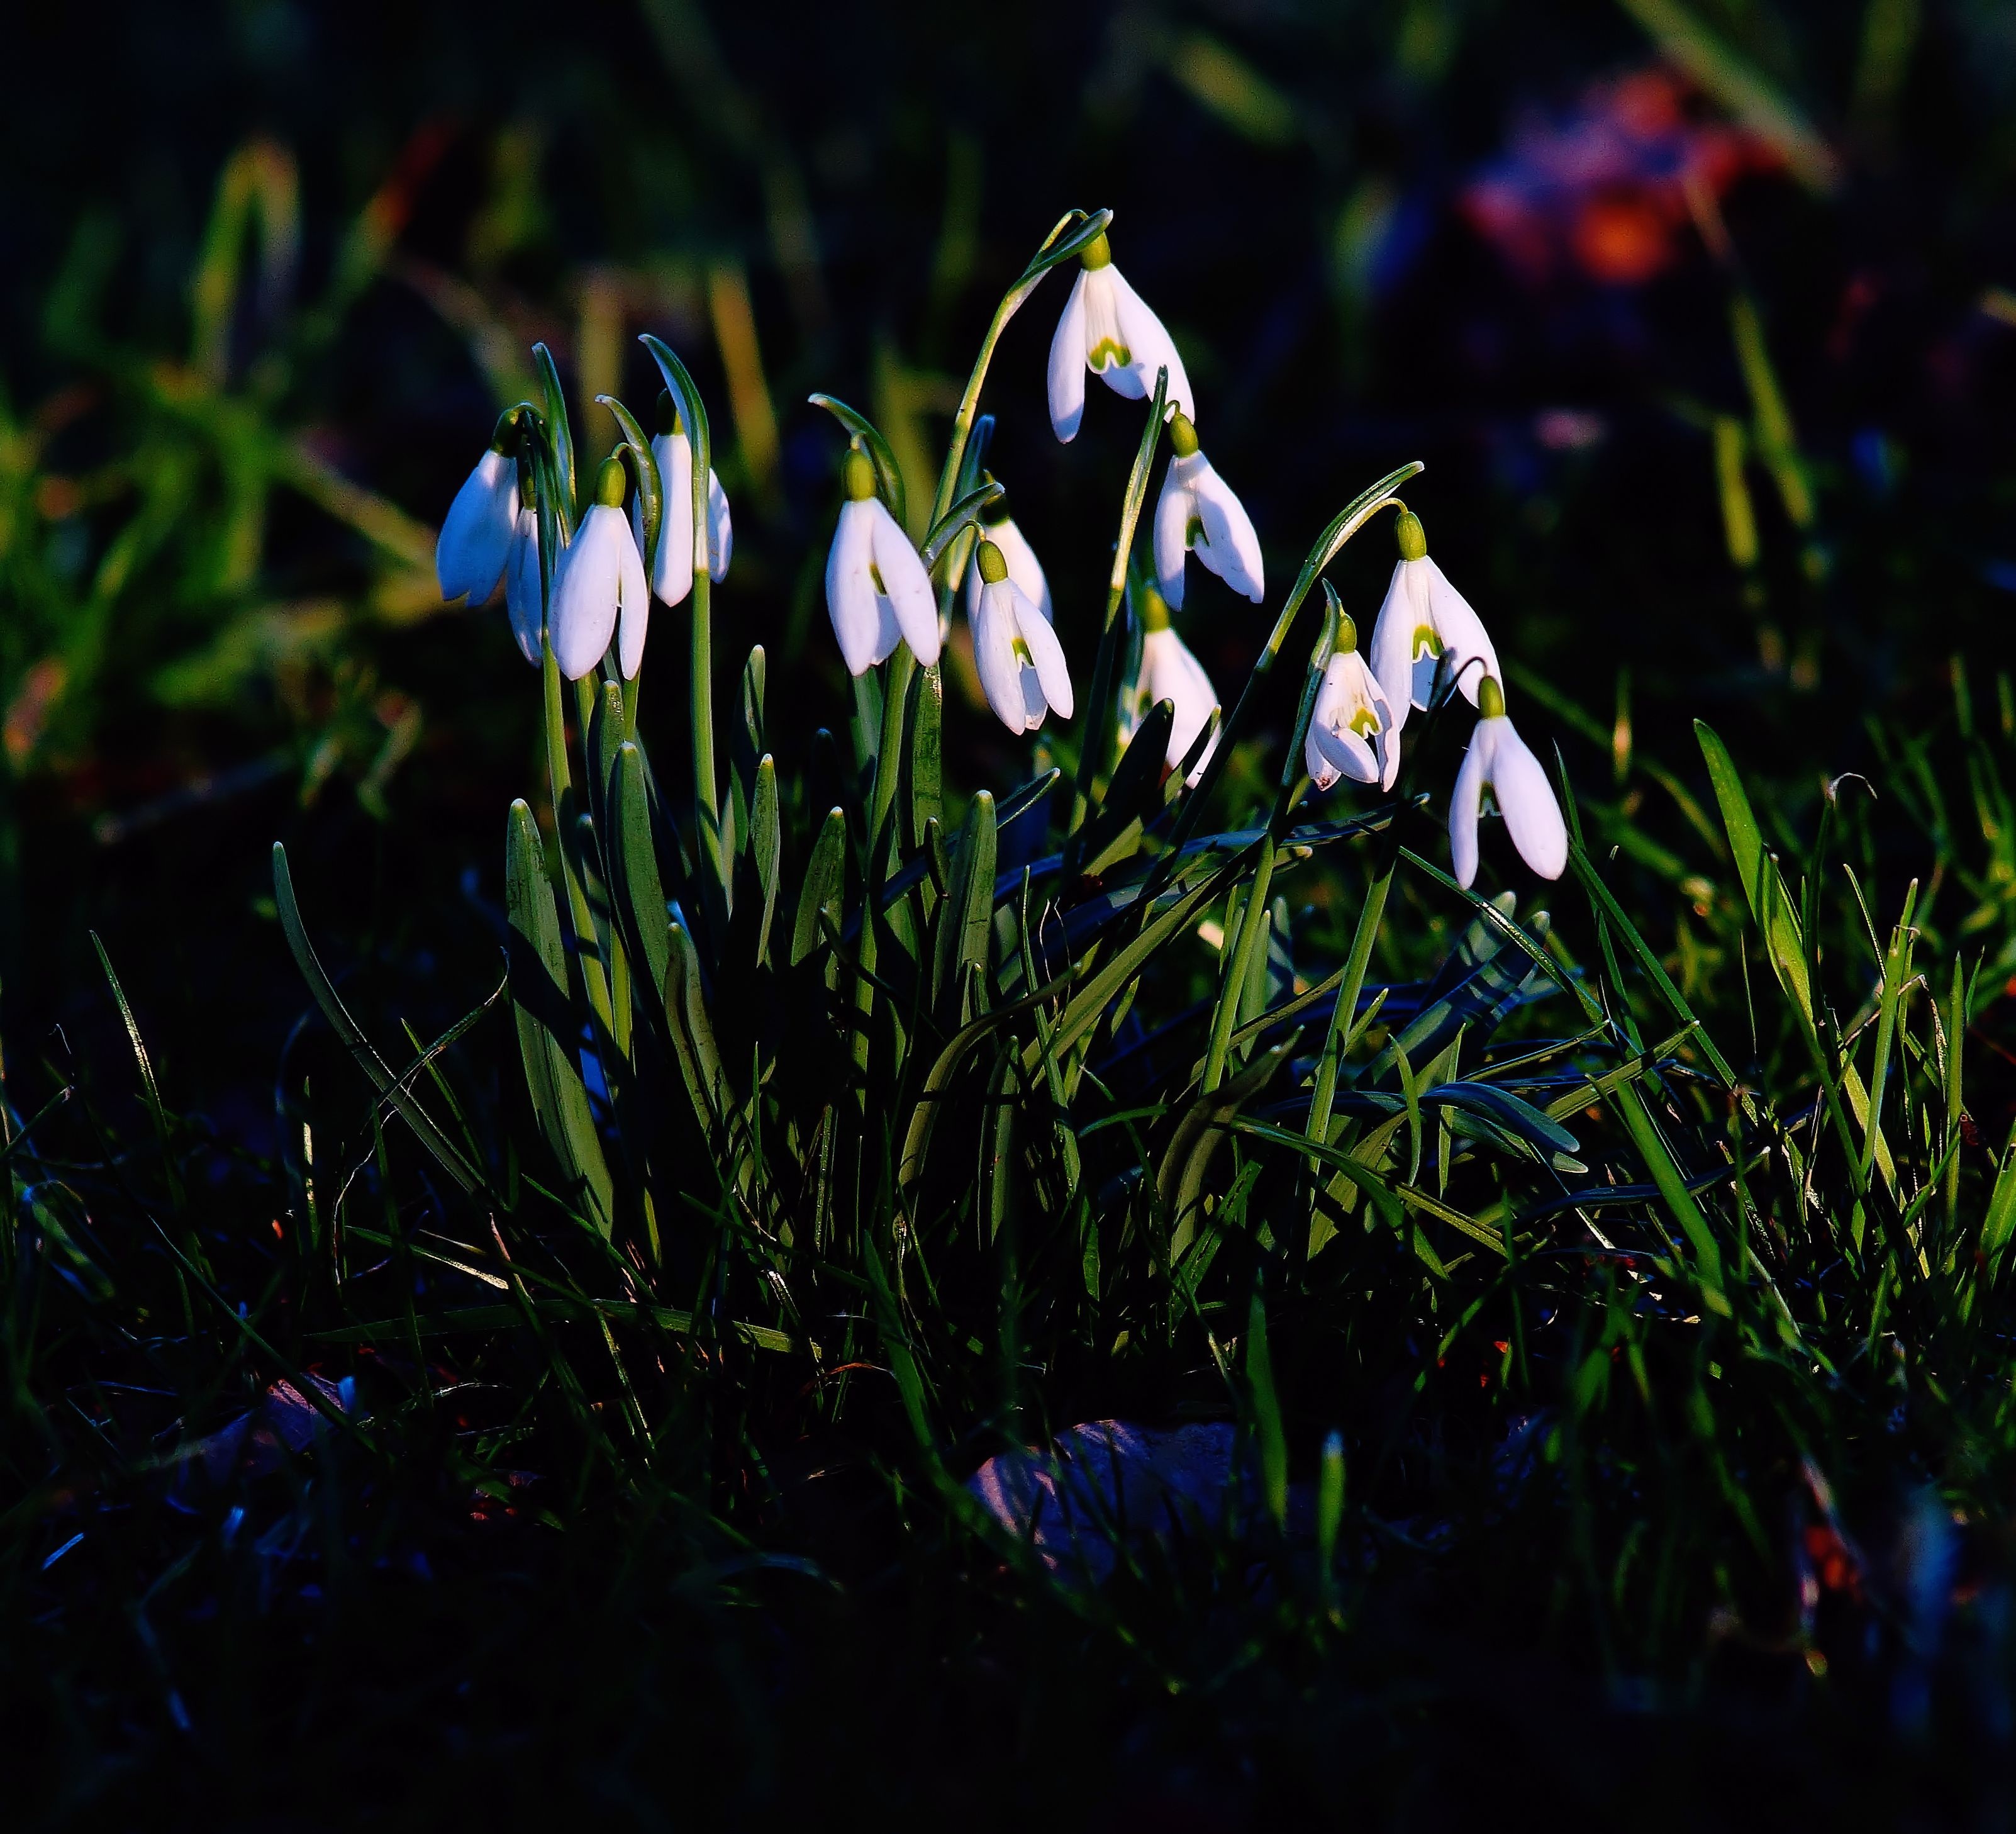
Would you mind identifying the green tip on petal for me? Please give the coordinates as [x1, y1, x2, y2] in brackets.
[1168, 411, 1201, 459]
[1080, 231, 1113, 271]
[843, 448, 878, 502]
[1478, 674, 1505, 719]
[594, 454, 628, 508]
[1396, 509, 1427, 563]
[976, 540, 1009, 585]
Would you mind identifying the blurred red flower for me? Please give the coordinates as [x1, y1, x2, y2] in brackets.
[1463, 68, 1783, 286]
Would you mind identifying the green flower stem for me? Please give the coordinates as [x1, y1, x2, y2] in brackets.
[542, 644, 616, 1041]
[1063, 368, 1167, 881]
[927, 209, 1108, 530]
[1201, 837, 1276, 1093]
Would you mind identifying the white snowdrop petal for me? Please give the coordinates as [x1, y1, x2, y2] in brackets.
[1152, 462, 1193, 610]
[437, 448, 516, 603]
[1047, 272, 1091, 442]
[1016, 588, 1074, 720]
[973, 583, 1030, 731]
[1305, 726, 1340, 791]
[550, 506, 625, 679]
[868, 501, 941, 664]
[648, 432, 696, 607]
[504, 510, 543, 666]
[1191, 460, 1264, 603]
[1312, 721, 1380, 784]
[1419, 557, 1500, 707]
[705, 469, 732, 581]
[1106, 265, 1191, 419]
[1490, 719, 1569, 880]
[617, 518, 650, 679]
[1448, 721, 1495, 889]
[1367, 561, 1418, 731]
[825, 501, 881, 676]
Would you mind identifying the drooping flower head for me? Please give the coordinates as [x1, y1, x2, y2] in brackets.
[550, 456, 649, 681]
[1152, 412, 1264, 610]
[633, 391, 732, 607]
[825, 449, 940, 676]
[1368, 509, 1501, 734]
[1305, 609, 1398, 791]
[1127, 578, 1219, 786]
[436, 418, 520, 604]
[971, 539, 1072, 734]
[1449, 675, 1568, 888]
[963, 482, 1050, 627]
[1047, 232, 1192, 442]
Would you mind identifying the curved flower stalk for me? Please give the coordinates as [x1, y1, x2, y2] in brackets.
[1047, 232, 1191, 442]
[1152, 413, 1263, 610]
[550, 456, 649, 681]
[633, 394, 732, 607]
[1128, 579, 1218, 785]
[1306, 611, 1398, 791]
[963, 484, 1051, 627]
[436, 438, 518, 603]
[972, 539, 1072, 732]
[1449, 676, 1568, 887]
[826, 448, 940, 675]
[503, 480, 544, 666]
[1368, 510, 1500, 730]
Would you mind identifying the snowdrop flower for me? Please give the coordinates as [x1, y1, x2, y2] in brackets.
[1047, 232, 1192, 442]
[963, 485, 1050, 627]
[825, 449, 940, 675]
[1152, 413, 1263, 610]
[972, 539, 1072, 733]
[1128, 579, 1218, 785]
[1449, 676, 1568, 888]
[632, 396, 731, 606]
[550, 457, 649, 681]
[503, 478, 543, 666]
[1369, 510, 1500, 732]
[436, 432, 518, 604]
[1305, 613, 1398, 791]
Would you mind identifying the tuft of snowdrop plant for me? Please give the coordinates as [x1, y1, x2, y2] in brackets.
[1152, 411, 1263, 610]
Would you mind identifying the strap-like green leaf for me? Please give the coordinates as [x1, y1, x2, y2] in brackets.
[502, 806, 613, 1233]
[792, 807, 849, 968]
[608, 742, 672, 1007]
[752, 755, 781, 969]
[933, 790, 997, 1019]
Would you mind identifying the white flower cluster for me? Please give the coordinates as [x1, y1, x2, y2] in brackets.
[433, 224, 1568, 891]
